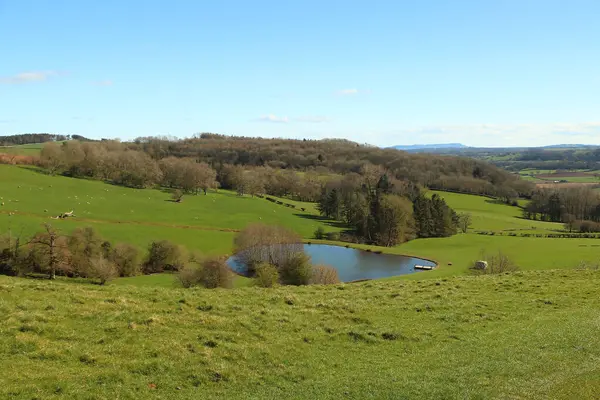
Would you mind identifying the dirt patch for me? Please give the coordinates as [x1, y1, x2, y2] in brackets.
[537, 172, 598, 178]
[536, 182, 600, 189]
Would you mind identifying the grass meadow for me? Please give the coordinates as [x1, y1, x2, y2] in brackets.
[1, 269, 599, 399]
[2, 165, 599, 285]
[2, 162, 600, 398]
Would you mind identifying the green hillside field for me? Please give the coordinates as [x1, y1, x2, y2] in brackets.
[2, 165, 599, 284]
[0, 268, 598, 399]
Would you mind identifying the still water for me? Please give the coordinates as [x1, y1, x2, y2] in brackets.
[227, 244, 436, 282]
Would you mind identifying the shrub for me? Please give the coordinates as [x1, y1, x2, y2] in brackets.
[177, 263, 204, 288]
[314, 226, 325, 240]
[88, 257, 118, 285]
[280, 252, 312, 285]
[68, 226, 104, 276]
[310, 264, 340, 285]
[325, 232, 340, 241]
[470, 250, 519, 275]
[254, 263, 279, 287]
[178, 257, 232, 289]
[199, 257, 232, 289]
[143, 240, 186, 273]
[111, 243, 141, 277]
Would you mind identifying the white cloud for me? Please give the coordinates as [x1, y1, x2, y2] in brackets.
[93, 79, 113, 86]
[0, 70, 62, 84]
[257, 114, 289, 123]
[336, 88, 359, 96]
[293, 116, 330, 123]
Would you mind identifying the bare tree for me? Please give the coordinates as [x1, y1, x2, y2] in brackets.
[40, 142, 66, 175]
[29, 224, 70, 279]
[458, 213, 473, 233]
[233, 224, 304, 273]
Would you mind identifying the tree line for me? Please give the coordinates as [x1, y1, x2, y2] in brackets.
[1, 223, 340, 288]
[316, 166, 460, 246]
[32, 136, 533, 201]
[523, 186, 600, 232]
[127, 135, 533, 198]
[0, 133, 70, 146]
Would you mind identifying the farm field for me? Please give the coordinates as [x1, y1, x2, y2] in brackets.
[2, 165, 599, 285]
[0, 165, 337, 250]
[518, 168, 600, 185]
[0, 143, 44, 155]
[1, 269, 599, 399]
[427, 190, 560, 234]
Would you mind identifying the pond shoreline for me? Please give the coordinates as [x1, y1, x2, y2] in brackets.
[227, 242, 438, 283]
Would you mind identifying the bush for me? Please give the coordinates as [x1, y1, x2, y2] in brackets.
[325, 232, 340, 241]
[111, 243, 141, 277]
[143, 240, 186, 273]
[88, 257, 118, 285]
[199, 257, 233, 289]
[470, 250, 519, 275]
[178, 257, 232, 289]
[314, 226, 325, 240]
[254, 263, 279, 287]
[177, 263, 204, 288]
[310, 264, 340, 285]
[280, 252, 312, 285]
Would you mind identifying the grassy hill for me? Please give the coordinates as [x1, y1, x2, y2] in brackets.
[2, 165, 599, 283]
[0, 143, 45, 155]
[1, 269, 599, 399]
[0, 165, 339, 257]
[428, 190, 560, 234]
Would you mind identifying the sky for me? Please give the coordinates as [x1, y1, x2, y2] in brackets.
[1, 0, 600, 147]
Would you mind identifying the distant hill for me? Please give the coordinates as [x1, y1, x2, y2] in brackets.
[389, 143, 468, 151]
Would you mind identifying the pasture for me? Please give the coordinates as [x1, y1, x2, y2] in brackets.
[1, 165, 598, 285]
[1, 269, 599, 399]
[0, 143, 44, 155]
[0, 165, 337, 252]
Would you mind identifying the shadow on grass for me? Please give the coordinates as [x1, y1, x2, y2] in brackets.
[293, 213, 349, 229]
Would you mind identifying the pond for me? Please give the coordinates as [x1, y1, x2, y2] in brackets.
[226, 244, 437, 282]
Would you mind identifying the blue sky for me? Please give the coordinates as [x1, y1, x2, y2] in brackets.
[1, 0, 599, 147]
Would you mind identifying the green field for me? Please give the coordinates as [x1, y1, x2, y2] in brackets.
[427, 190, 560, 234]
[0, 165, 339, 256]
[1, 269, 599, 399]
[0, 143, 44, 155]
[2, 165, 598, 283]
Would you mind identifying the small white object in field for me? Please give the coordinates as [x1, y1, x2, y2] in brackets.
[474, 260, 488, 270]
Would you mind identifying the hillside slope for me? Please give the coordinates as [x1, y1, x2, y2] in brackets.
[1, 269, 598, 399]
[0, 165, 337, 255]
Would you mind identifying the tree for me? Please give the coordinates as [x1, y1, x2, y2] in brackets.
[88, 256, 118, 285]
[110, 243, 141, 276]
[67, 226, 103, 276]
[40, 142, 66, 175]
[245, 170, 266, 197]
[458, 213, 473, 233]
[28, 224, 70, 279]
[562, 213, 576, 233]
[233, 224, 304, 273]
[143, 240, 186, 273]
[370, 194, 415, 247]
